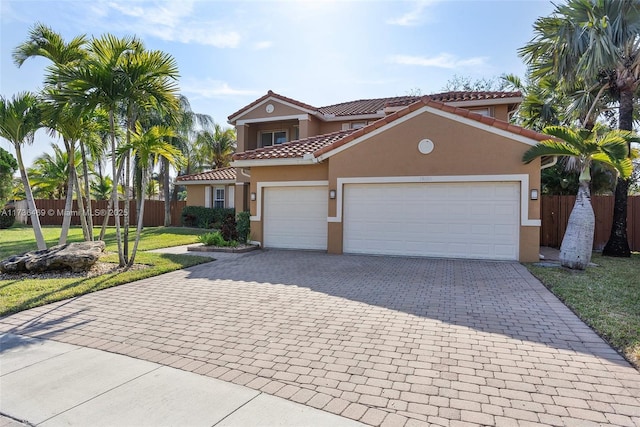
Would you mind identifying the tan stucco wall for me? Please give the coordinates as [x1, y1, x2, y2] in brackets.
[248, 164, 329, 245]
[185, 184, 206, 207]
[325, 109, 541, 262]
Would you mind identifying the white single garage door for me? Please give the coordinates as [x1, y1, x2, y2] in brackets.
[343, 182, 520, 260]
[263, 186, 328, 250]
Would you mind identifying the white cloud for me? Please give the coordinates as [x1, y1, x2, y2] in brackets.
[253, 41, 273, 50]
[388, 53, 488, 69]
[387, 1, 436, 26]
[103, 1, 241, 48]
[180, 79, 262, 99]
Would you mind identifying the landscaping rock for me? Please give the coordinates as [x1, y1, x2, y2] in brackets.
[0, 241, 106, 273]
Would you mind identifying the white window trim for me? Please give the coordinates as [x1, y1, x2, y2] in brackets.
[250, 181, 329, 221]
[327, 174, 540, 227]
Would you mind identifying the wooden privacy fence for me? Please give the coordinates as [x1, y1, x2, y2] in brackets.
[540, 195, 640, 251]
[14, 199, 187, 227]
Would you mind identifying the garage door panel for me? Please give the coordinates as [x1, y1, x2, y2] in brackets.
[343, 182, 519, 260]
[264, 186, 327, 250]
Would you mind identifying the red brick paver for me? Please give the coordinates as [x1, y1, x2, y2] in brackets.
[1, 251, 639, 426]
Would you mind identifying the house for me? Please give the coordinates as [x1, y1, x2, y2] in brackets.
[191, 90, 550, 262]
[176, 166, 236, 209]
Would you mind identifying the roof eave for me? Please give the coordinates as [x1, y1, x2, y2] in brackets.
[176, 179, 236, 185]
[231, 157, 319, 167]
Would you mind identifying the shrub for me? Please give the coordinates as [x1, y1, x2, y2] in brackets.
[221, 213, 238, 242]
[181, 206, 235, 228]
[0, 206, 15, 229]
[197, 231, 238, 247]
[236, 211, 250, 243]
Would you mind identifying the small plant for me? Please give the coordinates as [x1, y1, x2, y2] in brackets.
[236, 211, 250, 243]
[197, 231, 238, 247]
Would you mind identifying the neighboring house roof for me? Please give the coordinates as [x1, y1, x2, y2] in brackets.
[232, 97, 546, 163]
[228, 90, 522, 122]
[233, 129, 359, 161]
[176, 167, 236, 184]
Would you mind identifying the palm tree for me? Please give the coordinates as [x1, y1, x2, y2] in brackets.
[159, 95, 213, 226]
[195, 124, 236, 169]
[523, 126, 635, 269]
[29, 143, 78, 199]
[14, 23, 92, 243]
[51, 34, 179, 266]
[519, 0, 640, 257]
[0, 93, 46, 250]
[119, 124, 182, 266]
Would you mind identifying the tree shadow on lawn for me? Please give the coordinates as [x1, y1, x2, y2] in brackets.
[182, 249, 629, 368]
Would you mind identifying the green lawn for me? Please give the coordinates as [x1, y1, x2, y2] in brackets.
[527, 253, 640, 369]
[0, 225, 210, 316]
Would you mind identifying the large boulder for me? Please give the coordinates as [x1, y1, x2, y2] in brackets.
[0, 241, 106, 273]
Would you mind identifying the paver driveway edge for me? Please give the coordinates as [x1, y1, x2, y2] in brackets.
[1, 250, 640, 427]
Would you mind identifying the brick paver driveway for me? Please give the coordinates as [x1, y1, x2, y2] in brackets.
[2, 250, 639, 426]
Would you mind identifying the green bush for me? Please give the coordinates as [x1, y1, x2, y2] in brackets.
[0, 206, 15, 229]
[236, 211, 250, 243]
[197, 231, 238, 247]
[181, 206, 235, 228]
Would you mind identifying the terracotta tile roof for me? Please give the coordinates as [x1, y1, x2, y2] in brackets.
[427, 91, 522, 103]
[232, 129, 358, 161]
[228, 90, 318, 121]
[176, 166, 236, 182]
[233, 98, 547, 162]
[318, 96, 420, 116]
[312, 97, 546, 158]
[228, 91, 522, 122]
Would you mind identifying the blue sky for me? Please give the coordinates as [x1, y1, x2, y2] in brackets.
[0, 0, 556, 167]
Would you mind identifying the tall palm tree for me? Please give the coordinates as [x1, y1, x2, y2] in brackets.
[14, 23, 92, 242]
[0, 93, 46, 250]
[523, 126, 635, 269]
[195, 124, 236, 169]
[119, 124, 182, 266]
[519, 0, 640, 257]
[51, 34, 141, 265]
[51, 34, 181, 266]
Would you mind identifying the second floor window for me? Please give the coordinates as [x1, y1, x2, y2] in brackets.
[261, 130, 287, 147]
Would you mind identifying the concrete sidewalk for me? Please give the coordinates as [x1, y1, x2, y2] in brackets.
[0, 333, 364, 427]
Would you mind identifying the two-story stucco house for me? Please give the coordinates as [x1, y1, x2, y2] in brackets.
[179, 90, 549, 262]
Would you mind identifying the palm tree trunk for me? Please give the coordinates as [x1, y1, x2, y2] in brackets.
[80, 142, 94, 241]
[162, 157, 171, 227]
[128, 170, 147, 267]
[99, 159, 125, 241]
[14, 145, 46, 250]
[73, 166, 90, 241]
[109, 110, 125, 266]
[602, 89, 633, 257]
[559, 180, 594, 270]
[59, 140, 75, 245]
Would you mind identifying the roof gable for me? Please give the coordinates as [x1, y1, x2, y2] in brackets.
[228, 90, 318, 123]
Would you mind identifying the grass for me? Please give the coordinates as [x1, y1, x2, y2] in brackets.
[527, 253, 640, 369]
[0, 225, 211, 316]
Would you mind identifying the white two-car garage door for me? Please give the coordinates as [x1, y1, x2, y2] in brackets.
[343, 182, 520, 260]
[263, 186, 328, 250]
